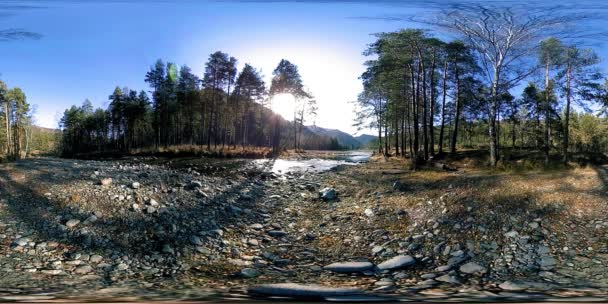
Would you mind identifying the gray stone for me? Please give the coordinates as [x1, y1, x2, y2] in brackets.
[377, 255, 415, 270]
[435, 274, 461, 284]
[539, 256, 557, 270]
[459, 262, 486, 274]
[190, 181, 203, 189]
[99, 178, 112, 186]
[323, 261, 374, 273]
[13, 238, 29, 247]
[190, 235, 204, 246]
[372, 246, 384, 255]
[74, 265, 93, 274]
[240, 268, 261, 278]
[250, 223, 264, 230]
[249, 283, 362, 298]
[131, 182, 141, 189]
[435, 265, 452, 272]
[268, 230, 287, 238]
[499, 281, 529, 291]
[319, 188, 337, 201]
[65, 219, 80, 228]
[83, 215, 97, 224]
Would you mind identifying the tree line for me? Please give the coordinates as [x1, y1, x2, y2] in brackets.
[0, 80, 36, 160]
[60, 52, 336, 157]
[354, 6, 608, 168]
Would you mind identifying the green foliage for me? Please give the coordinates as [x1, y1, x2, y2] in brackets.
[59, 53, 343, 157]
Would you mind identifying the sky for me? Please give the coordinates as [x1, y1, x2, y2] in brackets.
[0, 0, 607, 135]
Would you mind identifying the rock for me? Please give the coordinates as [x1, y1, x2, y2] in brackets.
[435, 265, 452, 272]
[240, 268, 261, 278]
[65, 219, 80, 228]
[539, 256, 557, 270]
[74, 265, 93, 274]
[83, 215, 97, 224]
[504, 230, 519, 238]
[13, 238, 29, 247]
[190, 180, 203, 189]
[319, 187, 337, 201]
[89, 255, 103, 263]
[323, 261, 374, 273]
[377, 255, 415, 270]
[41, 269, 63, 275]
[148, 198, 159, 207]
[435, 274, 461, 284]
[364, 208, 374, 217]
[131, 182, 141, 189]
[499, 281, 529, 291]
[190, 235, 204, 246]
[372, 246, 384, 255]
[267, 230, 287, 238]
[447, 256, 466, 266]
[99, 178, 112, 186]
[459, 262, 486, 274]
[249, 283, 362, 298]
[162, 244, 174, 254]
[250, 223, 264, 230]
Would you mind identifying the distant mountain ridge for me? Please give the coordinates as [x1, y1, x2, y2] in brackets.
[306, 125, 376, 149]
[354, 134, 376, 146]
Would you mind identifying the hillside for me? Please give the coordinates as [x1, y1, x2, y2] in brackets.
[306, 125, 362, 149]
[354, 134, 376, 147]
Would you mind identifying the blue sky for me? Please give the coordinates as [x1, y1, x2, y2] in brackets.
[0, 0, 411, 134]
[0, 0, 607, 134]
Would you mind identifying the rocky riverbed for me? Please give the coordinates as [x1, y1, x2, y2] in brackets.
[0, 156, 607, 301]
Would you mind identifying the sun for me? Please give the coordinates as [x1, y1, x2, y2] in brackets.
[271, 93, 296, 121]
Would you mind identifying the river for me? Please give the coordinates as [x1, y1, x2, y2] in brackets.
[255, 150, 372, 174]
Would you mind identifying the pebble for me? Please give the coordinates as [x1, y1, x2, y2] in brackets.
[377, 255, 415, 270]
[323, 261, 374, 273]
[65, 219, 80, 228]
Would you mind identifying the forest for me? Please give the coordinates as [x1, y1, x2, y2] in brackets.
[58, 52, 345, 157]
[0, 80, 57, 160]
[354, 7, 608, 168]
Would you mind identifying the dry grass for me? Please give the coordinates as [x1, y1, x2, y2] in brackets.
[302, 153, 608, 263]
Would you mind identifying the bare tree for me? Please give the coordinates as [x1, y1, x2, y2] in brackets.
[416, 4, 594, 166]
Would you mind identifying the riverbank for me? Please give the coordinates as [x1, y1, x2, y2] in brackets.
[0, 155, 606, 301]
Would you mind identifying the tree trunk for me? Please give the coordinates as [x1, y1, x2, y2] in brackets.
[429, 50, 436, 157]
[563, 62, 572, 165]
[489, 82, 499, 166]
[544, 62, 550, 165]
[450, 66, 460, 154]
[438, 59, 448, 155]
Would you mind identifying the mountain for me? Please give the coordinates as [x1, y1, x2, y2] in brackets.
[306, 125, 363, 149]
[354, 134, 376, 146]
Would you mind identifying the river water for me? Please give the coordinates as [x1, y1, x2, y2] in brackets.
[254, 151, 372, 174]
